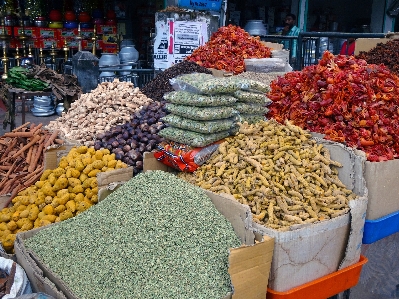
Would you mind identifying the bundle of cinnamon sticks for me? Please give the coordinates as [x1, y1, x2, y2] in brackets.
[0, 122, 63, 198]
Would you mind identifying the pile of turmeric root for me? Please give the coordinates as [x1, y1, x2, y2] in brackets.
[178, 120, 358, 231]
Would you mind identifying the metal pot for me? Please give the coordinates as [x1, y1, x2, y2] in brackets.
[119, 46, 139, 63]
[99, 53, 120, 67]
[244, 20, 268, 36]
[56, 103, 64, 116]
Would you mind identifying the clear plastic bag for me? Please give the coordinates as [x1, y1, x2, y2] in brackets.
[170, 73, 270, 94]
[165, 103, 238, 121]
[234, 102, 269, 114]
[244, 58, 287, 73]
[234, 91, 272, 105]
[154, 140, 223, 172]
[162, 114, 238, 134]
[15, 293, 55, 299]
[163, 91, 237, 107]
[158, 127, 233, 147]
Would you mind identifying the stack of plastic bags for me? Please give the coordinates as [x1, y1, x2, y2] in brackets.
[157, 73, 272, 148]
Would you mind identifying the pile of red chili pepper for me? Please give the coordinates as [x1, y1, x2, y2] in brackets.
[186, 25, 271, 74]
[268, 51, 399, 162]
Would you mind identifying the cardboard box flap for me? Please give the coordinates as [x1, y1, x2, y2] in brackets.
[205, 191, 254, 245]
[354, 38, 390, 55]
[143, 152, 174, 173]
[364, 159, 399, 219]
[339, 197, 368, 270]
[98, 183, 124, 202]
[253, 212, 350, 242]
[44, 144, 76, 170]
[229, 237, 273, 275]
[229, 239, 274, 299]
[261, 41, 283, 50]
[313, 138, 367, 197]
[97, 166, 133, 187]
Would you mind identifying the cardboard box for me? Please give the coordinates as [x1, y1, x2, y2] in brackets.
[37, 28, 61, 39]
[143, 137, 368, 293]
[96, 25, 117, 35]
[60, 29, 78, 38]
[310, 132, 399, 220]
[363, 160, 399, 220]
[81, 29, 95, 40]
[354, 38, 390, 55]
[82, 40, 102, 51]
[254, 139, 368, 292]
[13, 26, 38, 38]
[39, 39, 63, 49]
[262, 42, 284, 51]
[101, 42, 117, 53]
[102, 34, 118, 44]
[15, 184, 274, 299]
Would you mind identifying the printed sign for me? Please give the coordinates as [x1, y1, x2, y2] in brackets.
[168, 21, 208, 66]
[178, 0, 222, 11]
[153, 19, 170, 69]
[173, 21, 203, 64]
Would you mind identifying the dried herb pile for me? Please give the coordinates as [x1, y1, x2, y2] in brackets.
[141, 61, 212, 101]
[25, 171, 241, 299]
[357, 40, 399, 76]
[268, 51, 399, 162]
[186, 25, 272, 74]
[32, 64, 82, 102]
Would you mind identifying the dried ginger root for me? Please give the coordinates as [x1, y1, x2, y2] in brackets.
[178, 119, 358, 231]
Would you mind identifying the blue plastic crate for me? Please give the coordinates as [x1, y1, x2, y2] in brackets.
[178, 0, 222, 11]
[362, 210, 399, 244]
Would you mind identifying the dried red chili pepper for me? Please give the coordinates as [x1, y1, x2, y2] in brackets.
[186, 25, 272, 74]
[268, 51, 399, 162]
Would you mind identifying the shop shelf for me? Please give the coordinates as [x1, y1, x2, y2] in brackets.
[362, 209, 399, 244]
[266, 255, 367, 299]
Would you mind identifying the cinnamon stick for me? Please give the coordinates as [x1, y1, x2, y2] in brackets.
[10, 135, 41, 159]
[26, 146, 33, 164]
[0, 139, 17, 161]
[3, 132, 34, 138]
[43, 130, 59, 149]
[11, 122, 30, 132]
[30, 123, 43, 134]
[22, 169, 43, 187]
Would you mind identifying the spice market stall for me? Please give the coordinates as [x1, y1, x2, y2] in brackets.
[0, 24, 382, 298]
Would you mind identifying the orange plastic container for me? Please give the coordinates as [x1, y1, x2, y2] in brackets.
[266, 255, 368, 299]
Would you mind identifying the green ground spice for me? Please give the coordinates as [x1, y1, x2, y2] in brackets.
[25, 171, 241, 299]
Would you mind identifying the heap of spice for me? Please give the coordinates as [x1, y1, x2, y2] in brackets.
[186, 25, 272, 74]
[24, 171, 241, 299]
[268, 51, 399, 162]
[0, 123, 62, 198]
[178, 120, 357, 231]
[141, 61, 212, 101]
[357, 40, 399, 76]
